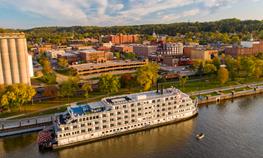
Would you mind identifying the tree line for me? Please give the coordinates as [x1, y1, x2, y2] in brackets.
[1, 19, 263, 45]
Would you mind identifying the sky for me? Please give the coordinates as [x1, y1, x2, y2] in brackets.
[0, 0, 262, 29]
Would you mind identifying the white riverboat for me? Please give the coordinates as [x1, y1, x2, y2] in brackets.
[38, 87, 198, 150]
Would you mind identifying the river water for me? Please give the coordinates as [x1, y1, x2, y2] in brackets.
[1, 94, 263, 158]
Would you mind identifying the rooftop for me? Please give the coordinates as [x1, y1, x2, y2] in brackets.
[103, 88, 181, 105]
[65, 88, 186, 117]
[70, 60, 147, 70]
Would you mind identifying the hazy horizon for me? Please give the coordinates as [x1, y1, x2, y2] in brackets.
[0, 0, 263, 29]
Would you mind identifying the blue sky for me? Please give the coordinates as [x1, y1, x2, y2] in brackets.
[0, 0, 262, 29]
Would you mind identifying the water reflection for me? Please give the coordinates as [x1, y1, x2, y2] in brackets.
[2, 94, 263, 158]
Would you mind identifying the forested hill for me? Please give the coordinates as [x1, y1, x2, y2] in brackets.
[26, 19, 263, 34]
[0, 18, 263, 44]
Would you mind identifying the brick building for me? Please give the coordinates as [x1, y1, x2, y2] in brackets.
[104, 34, 139, 44]
[112, 45, 133, 53]
[133, 45, 157, 58]
[79, 49, 113, 63]
[225, 41, 263, 57]
[190, 49, 218, 60]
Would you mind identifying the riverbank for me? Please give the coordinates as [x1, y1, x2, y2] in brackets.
[1, 81, 263, 137]
[2, 76, 263, 120]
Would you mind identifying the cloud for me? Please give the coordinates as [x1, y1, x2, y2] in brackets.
[0, 0, 259, 27]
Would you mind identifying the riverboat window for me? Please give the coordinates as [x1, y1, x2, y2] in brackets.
[168, 102, 171, 105]
[165, 98, 169, 101]
[131, 109, 135, 112]
[168, 112, 172, 115]
[81, 129, 85, 133]
[95, 121, 99, 124]
[131, 114, 135, 117]
[152, 100, 156, 103]
[110, 124, 115, 127]
[157, 104, 160, 107]
[79, 118, 82, 122]
[110, 113, 114, 116]
[137, 103, 141, 106]
[162, 113, 165, 116]
[117, 117, 121, 120]
[123, 105, 127, 108]
[162, 103, 165, 106]
[132, 119, 135, 122]
[117, 111, 121, 114]
[138, 113, 142, 116]
[95, 127, 100, 130]
[103, 125, 107, 128]
[131, 104, 134, 107]
[81, 124, 85, 127]
[73, 125, 78, 129]
[103, 120, 107, 123]
[96, 116, 99, 119]
[125, 121, 129, 124]
[88, 128, 92, 131]
[124, 115, 128, 118]
[170, 97, 173, 100]
[102, 114, 107, 117]
[118, 122, 122, 125]
[110, 118, 114, 121]
[64, 127, 69, 130]
[88, 123, 92, 126]
[174, 106, 177, 109]
[115, 106, 119, 109]
[124, 110, 128, 113]
[162, 108, 166, 111]
[157, 99, 160, 102]
[138, 108, 142, 111]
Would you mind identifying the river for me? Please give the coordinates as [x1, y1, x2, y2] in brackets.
[1, 94, 263, 158]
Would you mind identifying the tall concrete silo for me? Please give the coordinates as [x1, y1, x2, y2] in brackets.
[0, 33, 32, 85]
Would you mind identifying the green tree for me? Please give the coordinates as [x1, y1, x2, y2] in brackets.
[254, 59, 263, 79]
[114, 52, 121, 60]
[81, 83, 92, 98]
[241, 57, 255, 77]
[204, 63, 217, 75]
[136, 62, 159, 90]
[120, 73, 136, 90]
[59, 78, 79, 101]
[41, 73, 57, 84]
[218, 67, 229, 84]
[225, 55, 238, 80]
[57, 58, 68, 69]
[0, 84, 36, 111]
[99, 74, 120, 94]
[41, 58, 53, 74]
[259, 30, 263, 40]
[231, 35, 240, 44]
[179, 76, 188, 90]
[212, 57, 221, 70]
